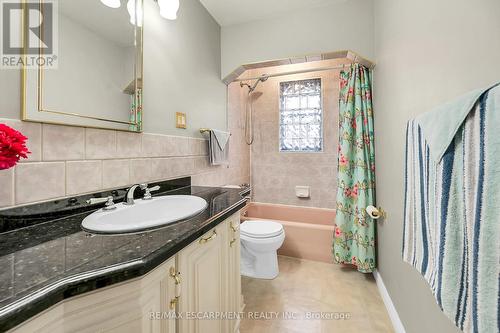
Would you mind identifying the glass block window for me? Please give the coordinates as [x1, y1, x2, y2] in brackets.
[279, 78, 323, 152]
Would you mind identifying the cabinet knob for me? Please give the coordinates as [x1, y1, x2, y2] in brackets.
[198, 230, 217, 244]
[169, 267, 181, 285]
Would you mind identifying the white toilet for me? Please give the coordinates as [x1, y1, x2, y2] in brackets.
[240, 220, 285, 279]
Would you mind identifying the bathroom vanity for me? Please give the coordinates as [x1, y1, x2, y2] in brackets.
[0, 180, 247, 333]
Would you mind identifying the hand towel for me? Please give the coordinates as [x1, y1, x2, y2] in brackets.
[209, 129, 230, 165]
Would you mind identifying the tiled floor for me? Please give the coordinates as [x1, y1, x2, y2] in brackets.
[239, 256, 394, 333]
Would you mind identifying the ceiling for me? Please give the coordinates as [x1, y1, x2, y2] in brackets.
[199, 0, 348, 26]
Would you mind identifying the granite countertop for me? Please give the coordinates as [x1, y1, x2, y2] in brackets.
[0, 184, 247, 332]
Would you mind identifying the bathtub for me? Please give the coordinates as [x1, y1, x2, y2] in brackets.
[241, 202, 336, 263]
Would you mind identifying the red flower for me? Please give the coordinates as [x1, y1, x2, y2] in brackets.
[0, 124, 30, 170]
[340, 78, 348, 89]
[351, 256, 357, 265]
[339, 154, 348, 166]
[364, 134, 371, 145]
[351, 184, 359, 198]
[335, 227, 343, 237]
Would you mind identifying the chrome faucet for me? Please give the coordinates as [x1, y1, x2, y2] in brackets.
[123, 183, 160, 205]
[123, 184, 143, 205]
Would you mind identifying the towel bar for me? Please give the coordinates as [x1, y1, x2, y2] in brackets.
[199, 128, 231, 135]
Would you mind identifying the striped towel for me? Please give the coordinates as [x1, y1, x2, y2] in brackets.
[404, 83, 500, 332]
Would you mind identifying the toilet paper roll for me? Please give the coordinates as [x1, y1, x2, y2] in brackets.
[366, 205, 381, 219]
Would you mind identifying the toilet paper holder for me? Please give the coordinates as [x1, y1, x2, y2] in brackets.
[366, 205, 387, 220]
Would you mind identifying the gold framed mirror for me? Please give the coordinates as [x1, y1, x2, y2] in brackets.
[21, 0, 144, 132]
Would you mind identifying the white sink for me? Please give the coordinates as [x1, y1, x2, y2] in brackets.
[82, 195, 208, 234]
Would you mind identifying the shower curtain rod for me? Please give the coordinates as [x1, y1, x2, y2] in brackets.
[234, 63, 352, 82]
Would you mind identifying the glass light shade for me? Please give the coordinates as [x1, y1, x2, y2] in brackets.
[158, 0, 179, 20]
[100, 0, 121, 8]
[127, 0, 143, 26]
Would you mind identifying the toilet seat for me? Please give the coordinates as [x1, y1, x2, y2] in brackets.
[240, 220, 284, 239]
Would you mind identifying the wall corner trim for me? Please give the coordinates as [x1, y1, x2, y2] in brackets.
[372, 269, 406, 333]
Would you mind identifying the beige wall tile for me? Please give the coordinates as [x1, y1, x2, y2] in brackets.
[171, 157, 194, 177]
[85, 128, 116, 159]
[162, 136, 177, 156]
[151, 158, 173, 180]
[130, 159, 152, 184]
[42, 124, 85, 161]
[1, 119, 42, 162]
[66, 161, 102, 195]
[188, 138, 202, 155]
[102, 159, 130, 189]
[200, 139, 209, 156]
[15, 162, 65, 204]
[116, 132, 142, 158]
[141, 134, 164, 158]
[169, 136, 190, 156]
[0, 168, 14, 207]
[194, 156, 210, 173]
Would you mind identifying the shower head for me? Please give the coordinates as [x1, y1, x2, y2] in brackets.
[240, 74, 269, 93]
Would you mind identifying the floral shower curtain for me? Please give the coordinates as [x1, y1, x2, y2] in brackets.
[333, 63, 376, 273]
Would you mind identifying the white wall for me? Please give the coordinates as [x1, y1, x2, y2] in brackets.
[143, 0, 227, 137]
[373, 0, 500, 332]
[221, 0, 374, 79]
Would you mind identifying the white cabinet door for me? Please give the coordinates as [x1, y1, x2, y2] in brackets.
[177, 226, 228, 333]
[227, 214, 242, 333]
[10, 258, 177, 333]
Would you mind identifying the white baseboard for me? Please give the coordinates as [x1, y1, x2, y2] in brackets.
[372, 270, 406, 333]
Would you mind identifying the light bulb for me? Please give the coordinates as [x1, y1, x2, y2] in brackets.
[158, 0, 179, 20]
[100, 0, 121, 8]
[127, 0, 143, 26]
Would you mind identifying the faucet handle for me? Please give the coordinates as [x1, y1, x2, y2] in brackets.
[143, 185, 160, 200]
[86, 196, 116, 210]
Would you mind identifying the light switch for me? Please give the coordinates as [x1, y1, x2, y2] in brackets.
[176, 112, 186, 129]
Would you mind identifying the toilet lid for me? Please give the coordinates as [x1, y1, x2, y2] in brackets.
[240, 220, 284, 238]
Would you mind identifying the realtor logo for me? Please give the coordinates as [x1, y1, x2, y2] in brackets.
[1, 0, 58, 68]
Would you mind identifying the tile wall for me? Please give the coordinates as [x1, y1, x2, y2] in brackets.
[0, 84, 249, 208]
[241, 60, 344, 209]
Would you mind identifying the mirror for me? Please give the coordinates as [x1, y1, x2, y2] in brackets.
[22, 0, 143, 132]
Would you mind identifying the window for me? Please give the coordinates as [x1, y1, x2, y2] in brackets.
[279, 78, 322, 152]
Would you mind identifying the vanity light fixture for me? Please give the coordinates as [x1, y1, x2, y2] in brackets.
[157, 0, 180, 20]
[100, 0, 121, 8]
[127, 0, 143, 26]
[103, 0, 177, 25]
